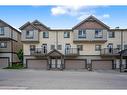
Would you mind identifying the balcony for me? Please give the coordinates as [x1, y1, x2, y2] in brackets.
[65, 48, 79, 56]
[100, 48, 120, 56]
[30, 48, 47, 56]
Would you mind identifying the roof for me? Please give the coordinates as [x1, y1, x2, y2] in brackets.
[110, 29, 127, 31]
[19, 21, 41, 31]
[0, 19, 21, 34]
[72, 15, 110, 30]
[32, 20, 50, 30]
[47, 49, 64, 56]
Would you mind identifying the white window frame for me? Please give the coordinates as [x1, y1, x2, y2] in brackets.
[26, 30, 34, 39]
[0, 27, 4, 35]
[64, 32, 70, 38]
[43, 32, 49, 38]
[95, 45, 101, 51]
[95, 29, 103, 38]
[78, 30, 86, 38]
[0, 42, 7, 48]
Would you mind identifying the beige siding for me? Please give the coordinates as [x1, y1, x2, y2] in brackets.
[0, 41, 11, 52]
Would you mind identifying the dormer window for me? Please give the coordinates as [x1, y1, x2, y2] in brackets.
[95, 29, 103, 38]
[26, 30, 34, 39]
[0, 27, 4, 35]
[78, 30, 86, 38]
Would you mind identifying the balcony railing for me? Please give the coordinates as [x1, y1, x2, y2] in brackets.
[65, 48, 79, 56]
[101, 48, 120, 56]
[30, 48, 47, 56]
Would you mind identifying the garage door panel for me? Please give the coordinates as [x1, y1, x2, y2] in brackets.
[65, 60, 86, 69]
[27, 60, 47, 69]
[0, 58, 8, 68]
[92, 60, 112, 70]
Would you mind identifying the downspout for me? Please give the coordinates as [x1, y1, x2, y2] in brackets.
[120, 30, 123, 72]
[11, 29, 13, 67]
[56, 31, 58, 50]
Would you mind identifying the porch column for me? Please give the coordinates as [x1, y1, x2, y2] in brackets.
[47, 56, 51, 70]
[60, 56, 64, 70]
[120, 54, 122, 72]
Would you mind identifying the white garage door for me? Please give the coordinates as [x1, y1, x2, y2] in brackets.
[27, 60, 47, 69]
[92, 60, 112, 70]
[0, 58, 9, 68]
[65, 60, 86, 70]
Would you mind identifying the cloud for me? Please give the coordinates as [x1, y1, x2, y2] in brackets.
[102, 14, 110, 18]
[51, 5, 95, 16]
[51, 6, 110, 21]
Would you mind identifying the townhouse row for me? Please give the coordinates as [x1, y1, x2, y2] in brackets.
[0, 15, 127, 70]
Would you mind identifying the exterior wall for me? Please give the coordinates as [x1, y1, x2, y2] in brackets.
[0, 41, 11, 52]
[73, 29, 107, 41]
[0, 53, 11, 62]
[21, 30, 39, 42]
[12, 32, 22, 53]
[0, 27, 11, 38]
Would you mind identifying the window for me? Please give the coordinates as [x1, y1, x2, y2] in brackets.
[109, 31, 115, 38]
[64, 32, 70, 38]
[51, 45, 55, 50]
[57, 45, 62, 50]
[65, 44, 71, 50]
[30, 45, 35, 51]
[117, 45, 121, 50]
[78, 30, 86, 38]
[0, 42, 7, 48]
[95, 45, 101, 51]
[95, 29, 103, 38]
[77, 45, 83, 51]
[0, 27, 4, 35]
[42, 44, 47, 53]
[124, 45, 127, 50]
[43, 32, 49, 38]
[26, 30, 34, 39]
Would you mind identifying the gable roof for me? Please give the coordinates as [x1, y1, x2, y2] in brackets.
[47, 49, 64, 56]
[72, 15, 110, 30]
[19, 21, 40, 30]
[0, 19, 21, 34]
[32, 20, 50, 30]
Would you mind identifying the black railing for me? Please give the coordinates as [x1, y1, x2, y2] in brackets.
[101, 48, 120, 55]
[30, 48, 47, 55]
[65, 48, 79, 56]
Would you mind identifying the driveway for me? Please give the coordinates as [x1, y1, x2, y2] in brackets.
[0, 69, 127, 89]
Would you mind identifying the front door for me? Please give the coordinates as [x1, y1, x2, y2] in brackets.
[108, 43, 113, 53]
[50, 57, 62, 69]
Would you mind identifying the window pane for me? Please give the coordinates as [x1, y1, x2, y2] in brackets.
[43, 32, 49, 38]
[51, 45, 55, 50]
[64, 32, 70, 38]
[77, 45, 83, 51]
[78, 30, 86, 38]
[0, 42, 7, 48]
[30, 45, 35, 51]
[117, 45, 121, 50]
[109, 31, 115, 38]
[95, 29, 102, 38]
[57, 45, 62, 50]
[95, 45, 101, 51]
[124, 45, 127, 49]
[26, 31, 34, 39]
[0, 27, 4, 35]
